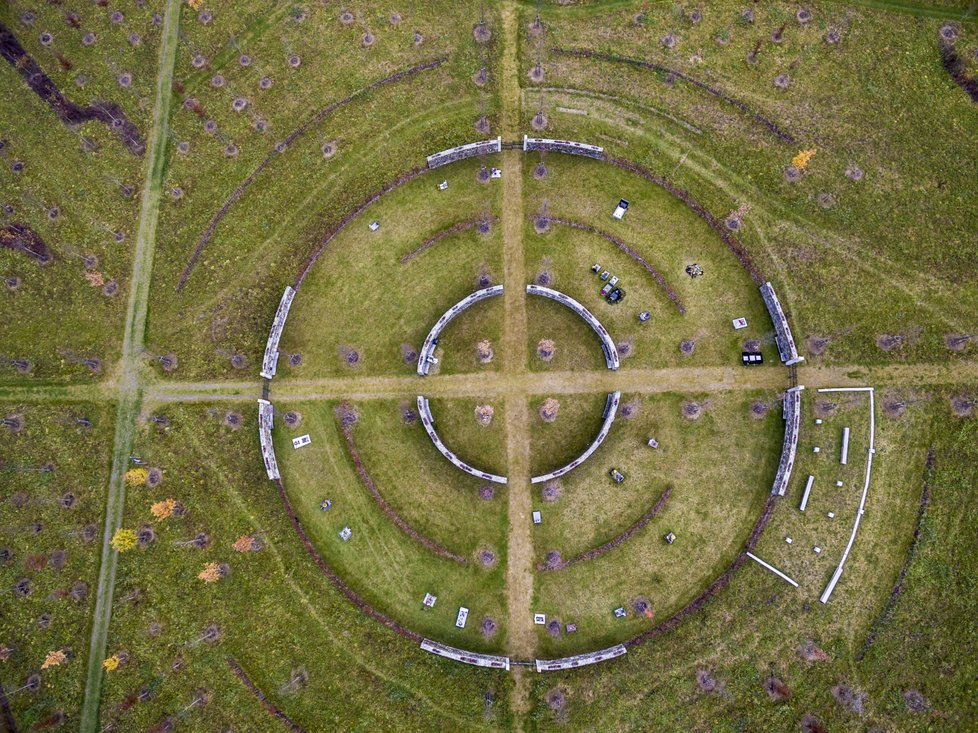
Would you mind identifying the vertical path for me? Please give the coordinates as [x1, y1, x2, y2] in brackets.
[498, 2, 535, 728]
[78, 1, 182, 730]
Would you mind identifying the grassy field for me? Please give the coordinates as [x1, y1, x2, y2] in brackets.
[278, 161, 505, 380]
[532, 390, 782, 655]
[275, 399, 509, 653]
[99, 402, 513, 731]
[2, 0, 978, 730]
[0, 3, 163, 381]
[0, 401, 113, 728]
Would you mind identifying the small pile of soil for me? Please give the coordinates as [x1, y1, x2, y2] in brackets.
[478, 485, 495, 501]
[361, 32, 375, 47]
[543, 550, 562, 569]
[401, 407, 416, 425]
[401, 344, 418, 363]
[546, 619, 561, 638]
[845, 165, 863, 181]
[288, 55, 301, 68]
[903, 689, 928, 713]
[289, 352, 303, 366]
[472, 67, 488, 86]
[531, 112, 548, 131]
[537, 339, 555, 361]
[338, 345, 361, 366]
[784, 166, 801, 183]
[797, 639, 830, 662]
[750, 400, 769, 419]
[534, 215, 550, 233]
[59, 493, 76, 509]
[529, 64, 545, 83]
[477, 548, 497, 568]
[682, 401, 702, 420]
[617, 339, 633, 358]
[831, 684, 866, 714]
[695, 668, 721, 694]
[339, 10, 355, 25]
[477, 218, 491, 235]
[223, 411, 243, 429]
[817, 192, 836, 209]
[283, 411, 301, 428]
[944, 333, 973, 351]
[631, 597, 650, 615]
[159, 353, 178, 372]
[475, 404, 494, 426]
[743, 339, 761, 351]
[800, 714, 828, 733]
[876, 333, 904, 352]
[764, 676, 792, 701]
[826, 28, 841, 44]
[545, 688, 566, 712]
[533, 163, 548, 179]
[476, 339, 494, 363]
[474, 115, 490, 134]
[528, 16, 543, 36]
[336, 404, 359, 427]
[136, 525, 156, 547]
[321, 141, 337, 159]
[413, 30, 424, 45]
[680, 339, 696, 356]
[539, 398, 560, 423]
[229, 354, 246, 369]
[477, 166, 490, 183]
[473, 22, 491, 43]
[661, 33, 677, 49]
[475, 267, 494, 288]
[774, 74, 791, 89]
[480, 617, 497, 638]
[541, 480, 562, 503]
[797, 8, 812, 24]
[50, 550, 66, 569]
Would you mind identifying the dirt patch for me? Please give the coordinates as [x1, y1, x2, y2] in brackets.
[473, 21, 491, 43]
[750, 400, 769, 419]
[679, 339, 696, 356]
[546, 619, 561, 638]
[831, 683, 866, 714]
[223, 411, 243, 430]
[478, 485, 495, 501]
[797, 639, 830, 662]
[543, 550, 563, 570]
[764, 676, 792, 701]
[620, 398, 641, 419]
[939, 39, 978, 103]
[903, 688, 928, 713]
[476, 547, 497, 568]
[159, 353, 178, 372]
[476, 339, 494, 364]
[472, 67, 488, 86]
[529, 64, 545, 83]
[401, 343, 418, 363]
[536, 339, 555, 361]
[951, 394, 976, 417]
[480, 616, 497, 638]
[799, 714, 828, 733]
[541, 479, 562, 503]
[477, 166, 490, 183]
[538, 398, 560, 423]
[696, 668, 729, 697]
[631, 597, 652, 616]
[531, 112, 548, 131]
[533, 162, 548, 179]
[335, 403, 359, 428]
[814, 399, 838, 418]
[881, 392, 909, 419]
[475, 404, 494, 426]
[475, 264, 495, 288]
[545, 687, 566, 713]
[682, 401, 704, 419]
[944, 333, 973, 351]
[338, 345, 361, 367]
[282, 411, 302, 429]
[474, 115, 490, 134]
[805, 335, 830, 355]
[1, 223, 53, 264]
[876, 333, 906, 352]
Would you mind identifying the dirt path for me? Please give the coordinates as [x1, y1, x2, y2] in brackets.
[78, 2, 182, 730]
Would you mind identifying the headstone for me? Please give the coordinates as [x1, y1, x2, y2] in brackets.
[614, 607, 627, 618]
[369, 221, 380, 231]
[732, 317, 748, 330]
[339, 527, 352, 541]
[532, 511, 542, 525]
[423, 593, 437, 608]
[785, 536, 793, 544]
[533, 613, 546, 625]
[438, 180, 448, 190]
[456, 607, 469, 628]
[292, 434, 311, 449]
[813, 546, 821, 554]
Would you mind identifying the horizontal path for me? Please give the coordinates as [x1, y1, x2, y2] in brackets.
[4, 360, 978, 406]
